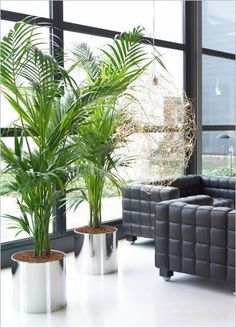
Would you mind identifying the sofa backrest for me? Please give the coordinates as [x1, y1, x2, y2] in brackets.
[201, 175, 236, 201]
[170, 175, 202, 197]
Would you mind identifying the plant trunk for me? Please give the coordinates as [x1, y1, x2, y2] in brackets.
[89, 201, 102, 229]
[34, 214, 51, 257]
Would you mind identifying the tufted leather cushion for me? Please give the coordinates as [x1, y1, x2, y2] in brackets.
[123, 185, 179, 238]
[159, 195, 213, 207]
[202, 176, 235, 207]
[170, 175, 203, 197]
[213, 198, 234, 208]
[155, 201, 235, 285]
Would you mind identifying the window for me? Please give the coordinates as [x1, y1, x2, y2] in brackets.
[64, 1, 153, 35]
[0, 139, 27, 243]
[202, 0, 235, 54]
[202, 131, 236, 176]
[154, 0, 183, 43]
[201, 0, 236, 176]
[202, 55, 236, 125]
[0, 20, 15, 39]
[66, 195, 122, 230]
[64, 31, 110, 53]
[1, 22, 50, 127]
[1, 0, 49, 18]
[64, 1, 183, 43]
[158, 48, 183, 89]
[0, 137, 53, 242]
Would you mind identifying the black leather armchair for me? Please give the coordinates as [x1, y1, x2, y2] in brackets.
[155, 201, 235, 289]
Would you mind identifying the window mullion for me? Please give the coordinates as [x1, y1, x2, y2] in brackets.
[50, 1, 66, 235]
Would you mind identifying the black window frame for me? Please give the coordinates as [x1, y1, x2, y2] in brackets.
[1, 0, 210, 267]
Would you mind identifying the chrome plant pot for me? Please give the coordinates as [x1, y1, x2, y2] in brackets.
[74, 227, 118, 275]
[11, 250, 67, 313]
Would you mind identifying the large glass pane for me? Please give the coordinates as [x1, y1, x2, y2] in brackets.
[0, 137, 53, 242]
[64, 31, 110, 55]
[1, 195, 53, 242]
[202, 55, 236, 125]
[64, 31, 111, 83]
[1, 20, 50, 51]
[202, 0, 235, 54]
[143, 45, 183, 89]
[66, 194, 122, 230]
[202, 131, 236, 176]
[1, 0, 49, 18]
[1, 21, 50, 128]
[64, 0, 183, 43]
[64, 1, 153, 35]
[158, 47, 183, 89]
[154, 0, 183, 43]
[1, 195, 30, 243]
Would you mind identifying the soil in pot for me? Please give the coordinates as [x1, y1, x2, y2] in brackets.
[75, 225, 116, 234]
[12, 250, 64, 263]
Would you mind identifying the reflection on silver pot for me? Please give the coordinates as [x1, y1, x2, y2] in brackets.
[74, 228, 118, 275]
[11, 250, 67, 313]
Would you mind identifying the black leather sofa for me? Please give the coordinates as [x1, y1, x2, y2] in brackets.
[122, 175, 235, 242]
[155, 201, 235, 289]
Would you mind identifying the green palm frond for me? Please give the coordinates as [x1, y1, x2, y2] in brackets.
[69, 42, 100, 81]
[0, 18, 41, 90]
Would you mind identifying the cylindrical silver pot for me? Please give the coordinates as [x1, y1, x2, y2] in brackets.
[11, 250, 67, 314]
[74, 227, 118, 275]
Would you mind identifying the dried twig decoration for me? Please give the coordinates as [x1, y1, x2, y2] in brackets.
[113, 68, 196, 187]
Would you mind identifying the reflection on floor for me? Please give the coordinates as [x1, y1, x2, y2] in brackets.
[1, 238, 235, 327]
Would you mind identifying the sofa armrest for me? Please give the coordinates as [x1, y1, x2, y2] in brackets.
[122, 184, 180, 214]
[155, 201, 233, 283]
[122, 184, 179, 239]
[155, 194, 213, 208]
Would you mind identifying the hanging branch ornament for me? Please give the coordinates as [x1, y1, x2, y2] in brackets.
[114, 70, 196, 186]
[111, 3, 196, 187]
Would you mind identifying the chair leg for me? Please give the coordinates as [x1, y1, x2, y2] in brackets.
[160, 268, 173, 281]
[231, 284, 236, 295]
[126, 235, 137, 244]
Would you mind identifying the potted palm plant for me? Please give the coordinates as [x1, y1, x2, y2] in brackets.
[0, 20, 83, 313]
[70, 28, 164, 275]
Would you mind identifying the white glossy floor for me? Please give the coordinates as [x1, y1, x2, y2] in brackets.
[1, 238, 235, 327]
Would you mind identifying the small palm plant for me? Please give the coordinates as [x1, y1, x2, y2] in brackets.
[69, 27, 164, 230]
[70, 100, 131, 229]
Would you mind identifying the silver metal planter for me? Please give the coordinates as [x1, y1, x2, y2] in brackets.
[74, 227, 118, 275]
[11, 250, 67, 313]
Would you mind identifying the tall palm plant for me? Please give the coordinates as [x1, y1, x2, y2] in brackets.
[0, 20, 85, 256]
[69, 27, 164, 229]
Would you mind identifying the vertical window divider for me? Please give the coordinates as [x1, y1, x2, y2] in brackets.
[50, 1, 67, 235]
[184, 0, 202, 174]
